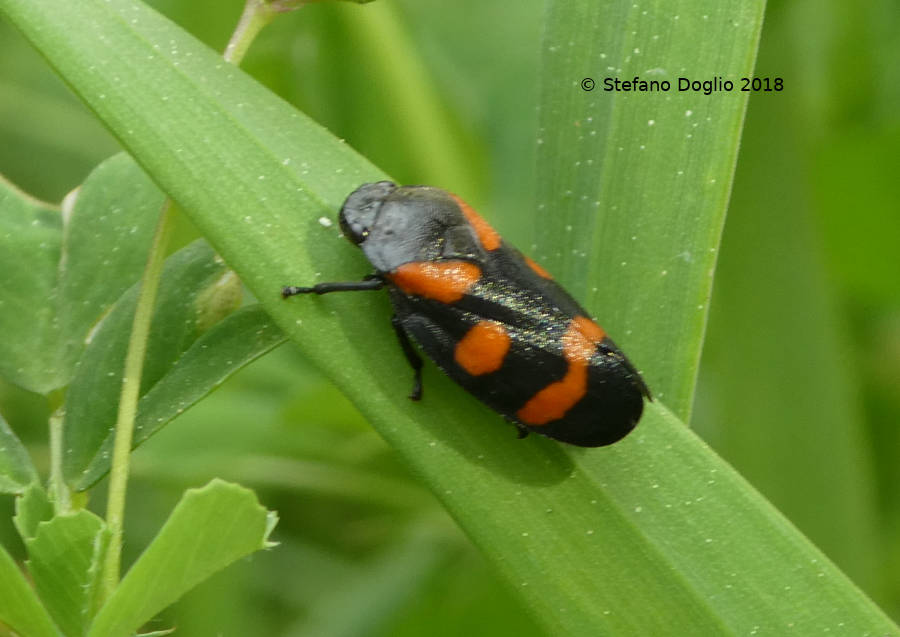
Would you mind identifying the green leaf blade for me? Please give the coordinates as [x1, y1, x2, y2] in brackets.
[0, 409, 38, 493]
[132, 305, 285, 442]
[14, 483, 55, 540]
[694, 26, 885, 593]
[0, 176, 62, 393]
[391, 402, 898, 635]
[75, 304, 286, 489]
[0, 154, 164, 393]
[1, 0, 382, 293]
[86, 479, 276, 637]
[3, 0, 896, 634]
[0, 543, 61, 637]
[62, 240, 241, 487]
[534, 1, 765, 419]
[0, 0, 386, 377]
[57, 154, 166, 376]
[576, 405, 893, 633]
[25, 510, 108, 637]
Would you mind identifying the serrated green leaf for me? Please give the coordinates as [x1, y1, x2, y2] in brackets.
[14, 482, 54, 541]
[25, 510, 108, 637]
[0, 542, 61, 637]
[74, 304, 286, 489]
[62, 240, 239, 487]
[86, 479, 275, 637]
[0, 156, 163, 394]
[1, 0, 896, 635]
[0, 408, 38, 493]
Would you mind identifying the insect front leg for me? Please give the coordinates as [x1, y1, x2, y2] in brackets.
[281, 274, 384, 297]
[391, 315, 423, 401]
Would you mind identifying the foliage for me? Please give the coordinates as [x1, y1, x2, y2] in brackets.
[0, 0, 897, 635]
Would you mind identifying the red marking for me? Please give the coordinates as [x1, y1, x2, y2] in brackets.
[454, 320, 511, 376]
[525, 256, 553, 279]
[389, 261, 480, 303]
[516, 316, 606, 425]
[573, 315, 606, 343]
[450, 194, 501, 251]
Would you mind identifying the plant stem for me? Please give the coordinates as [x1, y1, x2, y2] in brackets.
[99, 200, 173, 601]
[47, 407, 70, 512]
[97, 0, 287, 603]
[225, 0, 311, 65]
[224, 0, 277, 65]
[96, 0, 285, 603]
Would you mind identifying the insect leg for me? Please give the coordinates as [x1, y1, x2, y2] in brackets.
[281, 275, 384, 297]
[391, 314, 423, 401]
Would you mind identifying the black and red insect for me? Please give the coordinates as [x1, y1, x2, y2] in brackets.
[282, 182, 651, 447]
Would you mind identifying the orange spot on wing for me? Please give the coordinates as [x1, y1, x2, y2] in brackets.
[454, 320, 511, 376]
[573, 315, 606, 343]
[516, 316, 607, 425]
[389, 261, 480, 303]
[450, 194, 501, 251]
[524, 256, 553, 279]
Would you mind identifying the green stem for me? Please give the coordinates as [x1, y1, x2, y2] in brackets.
[99, 200, 173, 601]
[47, 408, 70, 512]
[224, 0, 277, 65]
[97, 0, 287, 603]
[224, 0, 312, 65]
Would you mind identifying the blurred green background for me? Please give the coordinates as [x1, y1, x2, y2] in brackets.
[1, 0, 897, 635]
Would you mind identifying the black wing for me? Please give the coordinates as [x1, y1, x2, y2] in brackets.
[388, 242, 649, 446]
